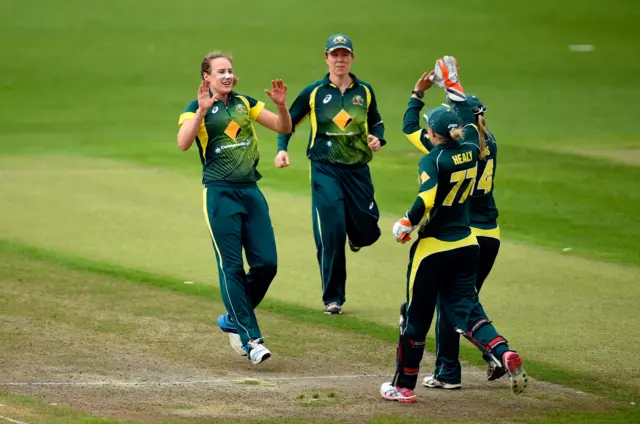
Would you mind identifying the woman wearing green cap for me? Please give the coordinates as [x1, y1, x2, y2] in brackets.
[379, 59, 527, 403]
[403, 61, 505, 389]
[275, 34, 385, 315]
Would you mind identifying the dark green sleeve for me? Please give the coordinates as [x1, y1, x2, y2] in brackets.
[407, 156, 439, 225]
[365, 84, 386, 146]
[184, 100, 199, 113]
[277, 84, 315, 152]
[451, 99, 475, 126]
[403, 97, 433, 153]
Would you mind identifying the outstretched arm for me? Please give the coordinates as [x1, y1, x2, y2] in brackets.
[403, 72, 436, 154]
[255, 80, 292, 134]
[276, 86, 313, 152]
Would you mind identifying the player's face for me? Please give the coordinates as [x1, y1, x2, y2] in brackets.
[204, 57, 234, 94]
[325, 49, 354, 78]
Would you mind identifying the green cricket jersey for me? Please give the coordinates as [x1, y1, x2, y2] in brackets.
[178, 92, 265, 185]
[406, 140, 479, 242]
[403, 97, 499, 229]
[277, 73, 385, 165]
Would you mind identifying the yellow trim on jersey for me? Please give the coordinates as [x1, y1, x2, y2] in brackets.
[236, 96, 265, 121]
[202, 188, 224, 267]
[408, 233, 478, 300]
[179, 112, 208, 161]
[308, 86, 321, 149]
[406, 130, 429, 154]
[466, 123, 479, 133]
[362, 85, 372, 135]
[178, 112, 195, 126]
[471, 225, 500, 240]
[418, 185, 437, 221]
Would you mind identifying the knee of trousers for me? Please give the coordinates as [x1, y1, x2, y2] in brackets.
[255, 261, 277, 281]
[221, 265, 245, 283]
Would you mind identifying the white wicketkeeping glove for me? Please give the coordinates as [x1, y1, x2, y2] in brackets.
[431, 56, 466, 102]
[392, 216, 417, 244]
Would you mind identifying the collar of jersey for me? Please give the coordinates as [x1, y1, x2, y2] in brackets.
[321, 73, 361, 89]
[209, 90, 238, 101]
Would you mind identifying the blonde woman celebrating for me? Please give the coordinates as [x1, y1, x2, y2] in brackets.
[177, 51, 291, 364]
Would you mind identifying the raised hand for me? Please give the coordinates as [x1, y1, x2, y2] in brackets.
[264, 79, 287, 106]
[415, 71, 435, 92]
[433, 56, 465, 102]
[197, 80, 217, 111]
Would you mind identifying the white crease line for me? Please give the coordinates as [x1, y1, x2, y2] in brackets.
[0, 374, 382, 388]
[0, 415, 29, 424]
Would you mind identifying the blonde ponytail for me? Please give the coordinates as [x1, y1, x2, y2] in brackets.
[449, 127, 463, 141]
[477, 115, 489, 160]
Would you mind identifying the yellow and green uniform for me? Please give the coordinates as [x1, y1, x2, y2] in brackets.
[403, 96, 503, 384]
[277, 73, 385, 164]
[277, 73, 384, 306]
[180, 92, 265, 185]
[391, 107, 512, 391]
[178, 92, 276, 348]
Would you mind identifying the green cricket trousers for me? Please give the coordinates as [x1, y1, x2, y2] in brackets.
[393, 233, 511, 390]
[310, 161, 381, 306]
[433, 225, 501, 383]
[203, 183, 277, 346]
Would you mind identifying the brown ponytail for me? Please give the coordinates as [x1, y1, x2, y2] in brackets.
[449, 127, 463, 141]
[477, 115, 488, 160]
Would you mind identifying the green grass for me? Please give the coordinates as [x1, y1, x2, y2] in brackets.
[1, 0, 640, 422]
[1, 238, 638, 404]
[1, 157, 638, 392]
[1, 249, 638, 423]
[1, 0, 640, 265]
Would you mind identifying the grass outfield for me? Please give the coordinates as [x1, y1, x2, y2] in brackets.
[1, 248, 638, 424]
[1, 0, 640, 422]
[2, 156, 639, 396]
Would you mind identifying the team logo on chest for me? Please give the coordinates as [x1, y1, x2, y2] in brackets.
[235, 103, 247, 114]
[224, 120, 242, 141]
[352, 94, 364, 106]
[332, 109, 353, 130]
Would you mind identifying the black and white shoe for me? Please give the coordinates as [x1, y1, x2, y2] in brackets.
[348, 240, 361, 252]
[422, 375, 462, 390]
[323, 302, 343, 315]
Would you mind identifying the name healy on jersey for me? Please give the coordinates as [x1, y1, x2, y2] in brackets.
[452, 151, 473, 165]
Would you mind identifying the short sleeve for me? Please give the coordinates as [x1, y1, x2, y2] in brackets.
[178, 100, 199, 127]
[242, 95, 265, 121]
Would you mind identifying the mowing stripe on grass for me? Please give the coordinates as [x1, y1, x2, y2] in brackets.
[0, 238, 636, 403]
[0, 374, 386, 388]
[0, 416, 29, 424]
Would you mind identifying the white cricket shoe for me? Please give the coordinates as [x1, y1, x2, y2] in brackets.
[226, 332, 246, 356]
[422, 375, 462, 390]
[380, 382, 416, 403]
[245, 340, 271, 365]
